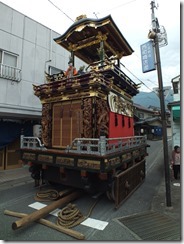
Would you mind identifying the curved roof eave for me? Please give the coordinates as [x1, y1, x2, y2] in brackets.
[54, 15, 134, 63]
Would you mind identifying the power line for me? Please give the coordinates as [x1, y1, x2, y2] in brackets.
[48, 0, 74, 23]
[128, 52, 172, 89]
[120, 62, 157, 93]
[48, 0, 165, 96]
[99, 0, 136, 14]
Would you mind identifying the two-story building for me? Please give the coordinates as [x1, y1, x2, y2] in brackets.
[0, 2, 84, 170]
[133, 103, 163, 140]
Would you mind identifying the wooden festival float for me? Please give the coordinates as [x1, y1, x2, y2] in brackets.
[20, 14, 148, 208]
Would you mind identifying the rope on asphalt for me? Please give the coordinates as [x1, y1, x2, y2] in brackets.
[36, 189, 60, 201]
[57, 203, 85, 228]
[56, 197, 100, 228]
[35, 188, 75, 201]
[35, 188, 101, 228]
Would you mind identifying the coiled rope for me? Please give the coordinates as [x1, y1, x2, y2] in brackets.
[36, 189, 60, 201]
[35, 188, 101, 228]
[57, 197, 100, 228]
[35, 188, 74, 201]
[57, 203, 85, 228]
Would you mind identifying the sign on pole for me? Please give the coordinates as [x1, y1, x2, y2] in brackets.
[140, 40, 156, 73]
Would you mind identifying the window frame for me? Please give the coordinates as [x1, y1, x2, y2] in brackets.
[0, 49, 21, 82]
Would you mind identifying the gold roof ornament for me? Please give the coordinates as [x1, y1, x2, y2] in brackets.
[75, 15, 87, 22]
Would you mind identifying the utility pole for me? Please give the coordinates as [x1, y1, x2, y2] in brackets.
[148, 1, 172, 207]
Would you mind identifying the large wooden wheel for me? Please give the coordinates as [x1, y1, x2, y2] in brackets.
[106, 170, 121, 201]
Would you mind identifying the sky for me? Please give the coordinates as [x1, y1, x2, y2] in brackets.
[1, 0, 180, 92]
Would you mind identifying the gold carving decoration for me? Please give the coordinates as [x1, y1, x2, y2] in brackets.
[22, 153, 35, 161]
[82, 98, 93, 138]
[41, 103, 52, 147]
[108, 157, 120, 167]
[75, 15, 87, 21]
[38, 154, 53, 163]
[56, 157, 74, 166]
[68, 33, 108, 52]
[77, 159, 100, 169]
[122, 153, 131, 161]
[108, 91, 133, 117]
[133, 150, 140, 158]
[96, 98, 109, 137]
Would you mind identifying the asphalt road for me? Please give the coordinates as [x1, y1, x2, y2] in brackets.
[0, 139, 170, 241]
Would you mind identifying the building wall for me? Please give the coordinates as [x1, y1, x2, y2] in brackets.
[172, 75, 180, 101]
[0, 2, 85, 119]
[170, 110, 180, 148]
[134, 106, 157, 120]
[0, 2, 85, 170]
[172, 121, 180, 148]
[171, 75, 180, 149]
[173, 91, 180, 101]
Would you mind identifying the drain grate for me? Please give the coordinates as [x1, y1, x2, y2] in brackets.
[116, 211, 181, 240]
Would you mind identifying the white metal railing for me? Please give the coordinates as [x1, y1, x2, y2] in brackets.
[20, 136, 46, 150]
[0, 63, 21, 82]
[20, 135, 146, 155]
[66, 136, 147, 156]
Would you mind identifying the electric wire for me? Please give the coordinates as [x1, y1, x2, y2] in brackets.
[47, 0, 171, 98]
[99, 0, 136, 14]
[120, 61, 158, 94]
[48, 0, 74, 23]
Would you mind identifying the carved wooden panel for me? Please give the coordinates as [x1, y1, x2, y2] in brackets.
[96, 98, 109, 137]
[41, 103, 52, 147]
[82, 98, 93, 138]
[52, 103, 61, 147]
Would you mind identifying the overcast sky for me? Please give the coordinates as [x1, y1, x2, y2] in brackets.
[1, 0, 180, 92]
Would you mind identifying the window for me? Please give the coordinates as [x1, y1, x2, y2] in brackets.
[0, 50, 21, 82]
[138, 112, 144, 119]
[115, 114, 118, 126]
[173, 82, 179, 94]
[122, 115, 125, 127]
[4, 52, 17, 67]
[49, 66, 63, 75]
[128, 117, 131, 128]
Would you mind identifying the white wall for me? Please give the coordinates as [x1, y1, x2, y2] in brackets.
[170, 76, 180, 148]
[0, 2, 85, 119]
[171, 121, 180, 148]
[173, 92, 180, 102]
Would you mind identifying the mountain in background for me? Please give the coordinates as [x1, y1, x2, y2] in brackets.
[133, 89, 173, 109]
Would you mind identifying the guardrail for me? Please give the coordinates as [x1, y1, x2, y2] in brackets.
[20, 136, 46, 150]
[20, 135, 146, 155]
[66, 136, 147, 156]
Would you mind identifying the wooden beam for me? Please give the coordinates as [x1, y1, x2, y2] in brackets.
[4, 209, 85, 240]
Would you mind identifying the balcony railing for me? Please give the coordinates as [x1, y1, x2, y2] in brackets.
[0, 63, 21, 82]
[20, 136, 46, 150]
[20, 135, 147, 156]
[66, 136, 147, 156]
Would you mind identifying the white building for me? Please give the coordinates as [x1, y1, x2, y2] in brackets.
[0, 2, 84, 170]
[167, 75, 180, 149]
